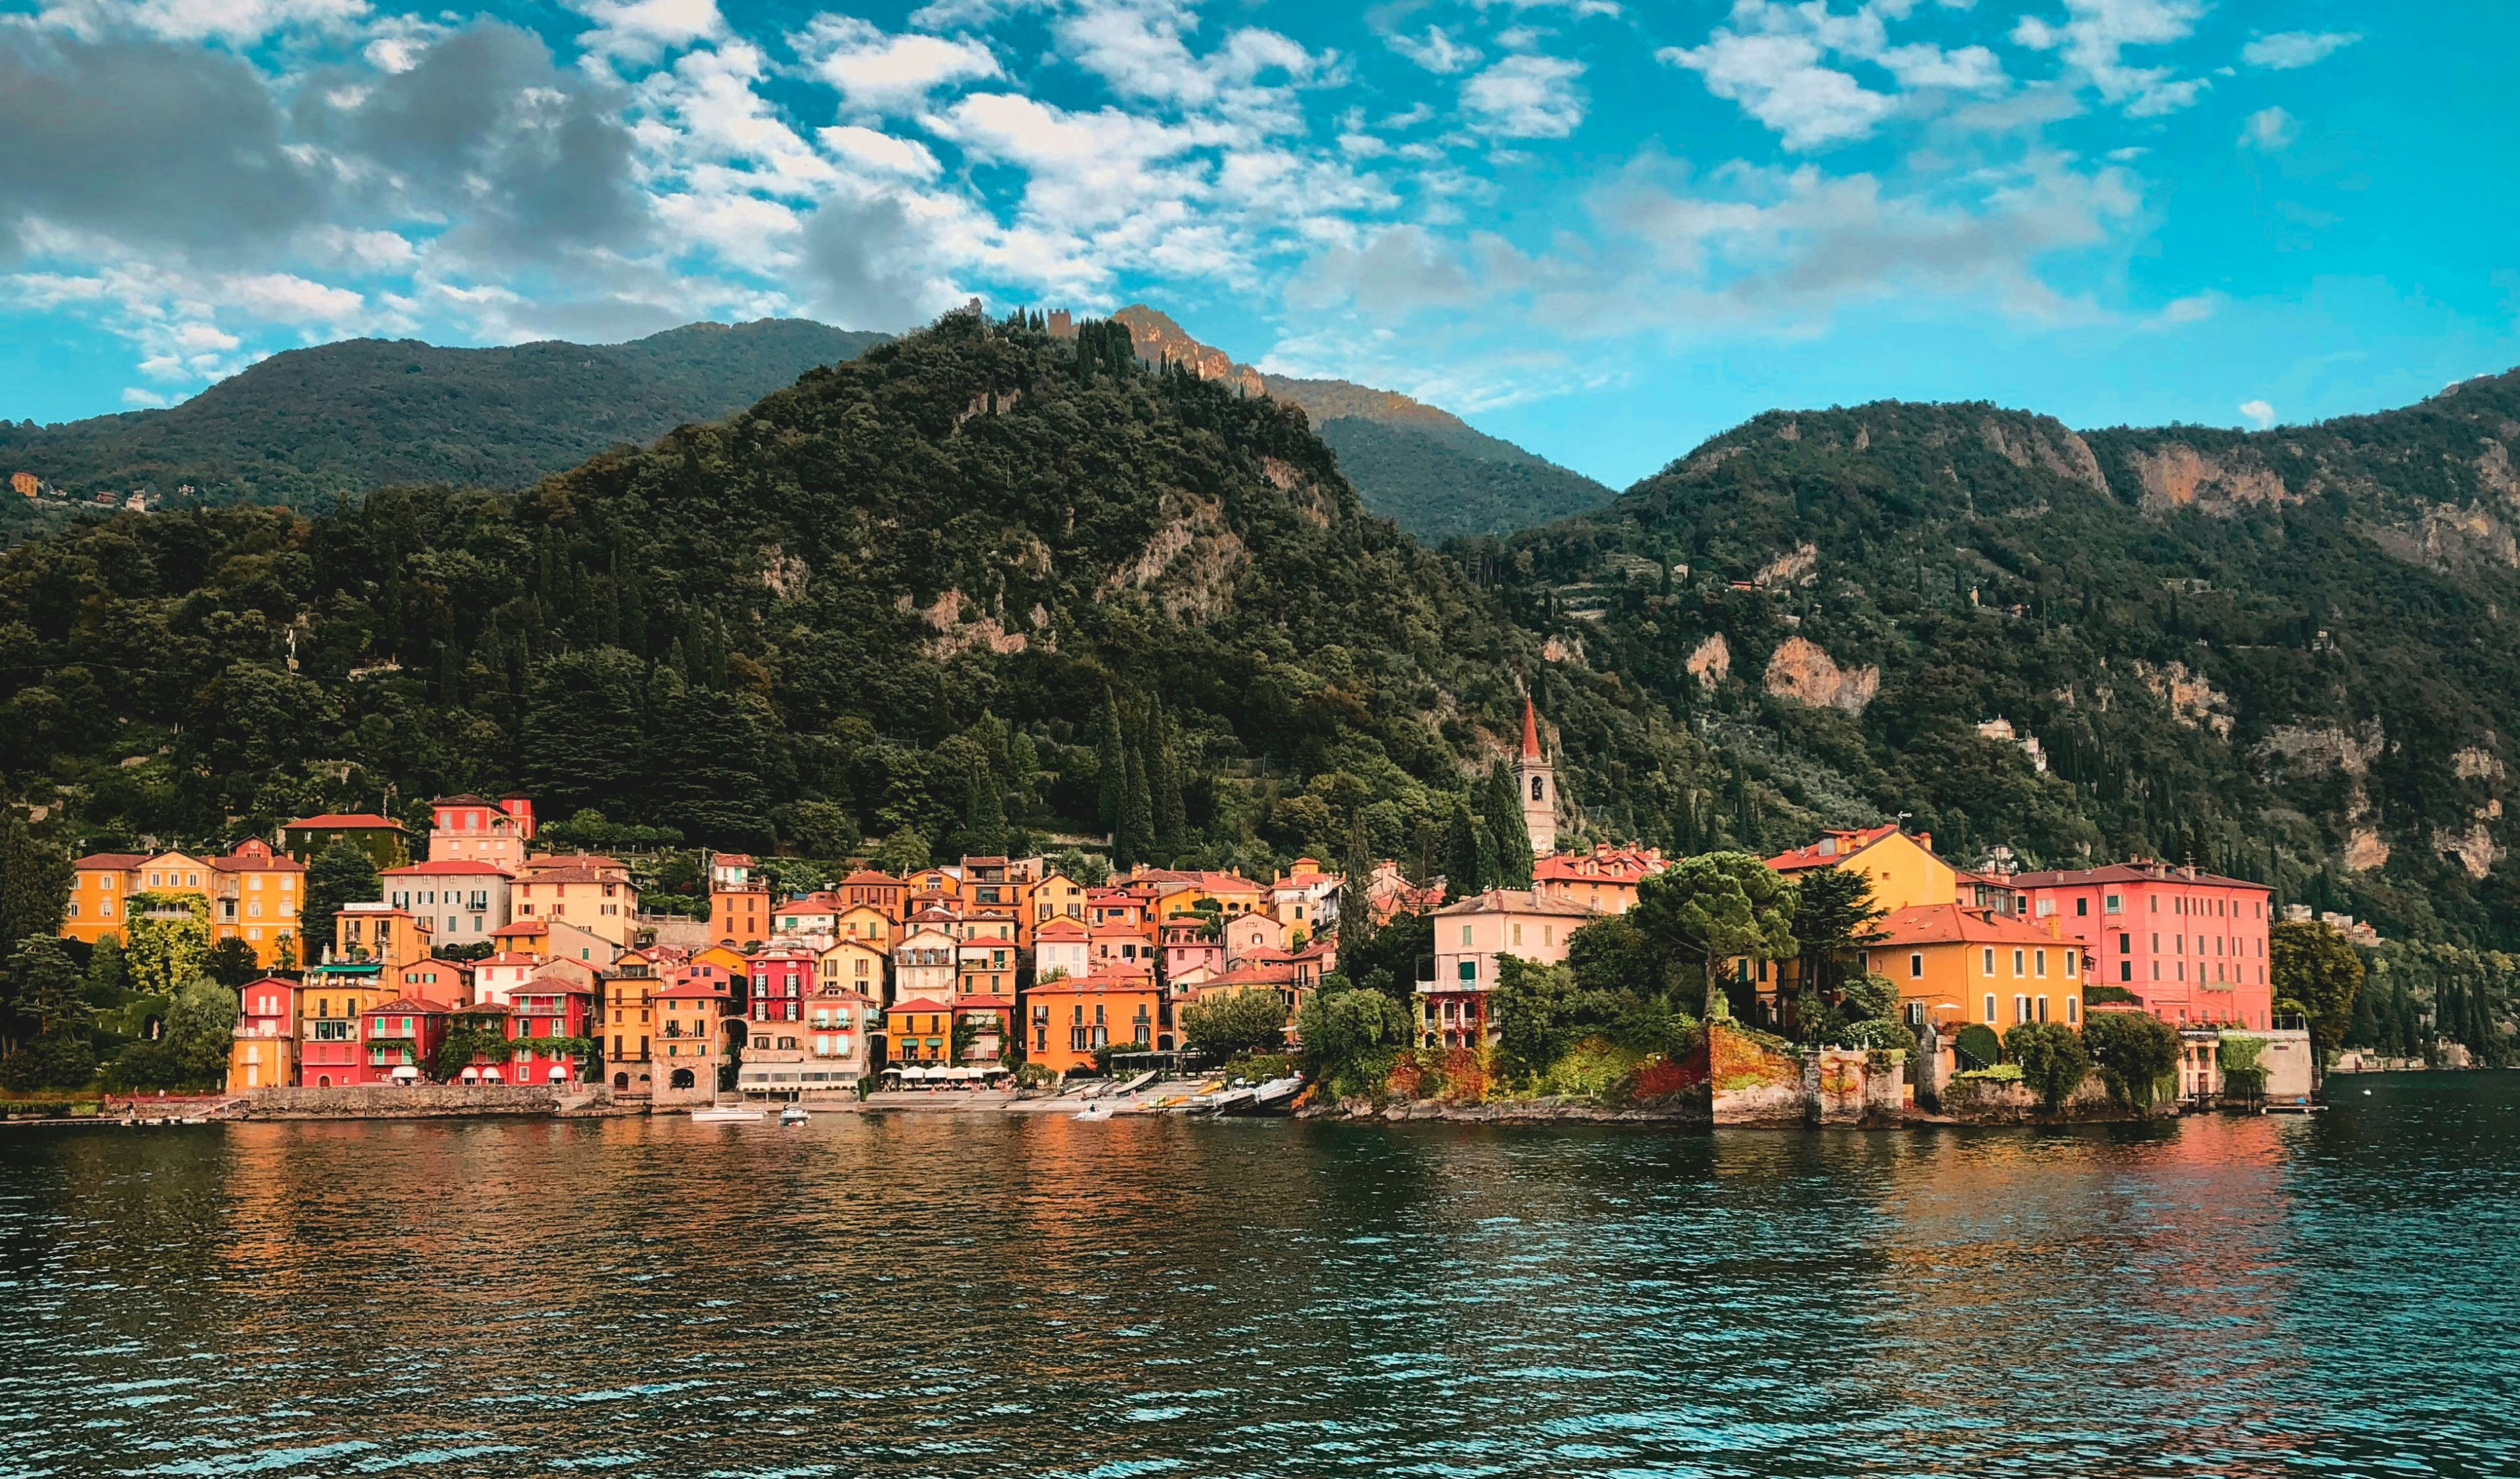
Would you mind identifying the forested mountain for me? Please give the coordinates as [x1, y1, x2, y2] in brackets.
[1485, 370, 2520, 954]
[1101, 305, 1616, 540]
[0, 311, 1713, 892]
[0, 319, 887, 514]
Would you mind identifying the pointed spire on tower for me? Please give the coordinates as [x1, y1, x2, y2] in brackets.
[1519, 696, 1543, 761]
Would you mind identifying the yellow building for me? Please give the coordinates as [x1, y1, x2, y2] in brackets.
[1766, 826, 1958, 914]
[818, 938, 888, 1000]
[1030, 870, 1087, 933]
[835, 903, 893, 947]
[513, 854, 639, 947]
[67, 841, 306, 968]
[600, 949, 671, 1097]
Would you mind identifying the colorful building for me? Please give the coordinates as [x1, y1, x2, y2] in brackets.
[228, 976, 298, 1090]
[331, 902, 433, 969]
[1765, 826, 1959, 914]
[738, 984, 876, 1098]
[393, 957, 473, 1006]
[68, 840, 308, 968]
[513, 854, 638, 947]
[2009, 861, 2275, 1030]
[816, 938, 888, 1000]
[886, 995, 957, 1066]
[505, 979, 593, 1086]
[1419, 889, 1596, 1049]
[600, 949, 671, 1096]
[835, 868, 906, 919]
[360, 997, 452, 1083]
[748, 944, 818, 1028]
[1513, 696, 1559, 855]
[1858, 904, 2086, 1035]
[378, 859, 513, 948]
[297, 962, 388, 1086]
[425, 794, 534, 868]
[1023, 972, 1162, 1075]
[652, 964, 741, 1104]
[709, 852, 770, 949]
[1531, 844, 1665, 916]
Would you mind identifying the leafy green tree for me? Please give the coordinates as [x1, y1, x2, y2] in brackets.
[1954, 1021, 2002, 1070]
[1440, 798, 1483, 901]
[108, 978, 236, 1090]
[875, 826, 931, 877]
[1295, 985, 1414, 1098]
[82, 937, 129, 1006]
[1565, 915, 1662, 997]
[1120, 744, 1155, 870]
[0, 812, 72, 947]
[1479, 760, 1533, 889]
[123, 893, 210, 998]
[787, 800, 859, 859]
[1180, 988, 1290, 1059]
[1340, 909, 1433, 1005]
[522, 647, 649, 817]
[1150, 701, 1188, 850]
[301, 841, 379, 963]
[2003, 1021, 2092, 1110]
[3, 937, 88, 1055]
[203, 937, 261, 990]
[1491, 956, 1591, 1085]
[2082, 1009, 2181, 1107]
[1631, 851, 1799, 1020]
[961, 754, 1007, 857]
[1095, 694, 1128, 842]
[2217, 1033, 2267, 1097]
[2271, 919, 2365, 1061]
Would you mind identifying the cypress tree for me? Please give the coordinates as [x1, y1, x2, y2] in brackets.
[1095, 694, 1129, 840]
[1151, 701, 1187, 847]
[964, 754, 1007, 857]
[1480, 760, 1533, 889]
[1122, 743, 1156, 869]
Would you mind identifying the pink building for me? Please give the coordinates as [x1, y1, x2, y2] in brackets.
[1036, 917, 1093, 981]
[1158, 920, 1219, 984]
[427, 794, 536, 867]
[2010, 861, 2274, 1029]
[1419, 890, 1597, 1049]
[749, 944, 818, 1027]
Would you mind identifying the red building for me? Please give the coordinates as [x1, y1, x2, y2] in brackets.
[747, 944, 817, 1027]
[362, 997, 452, 1083]
[508, 979, 595, 1085]
[2010, 861, 2274, 1030]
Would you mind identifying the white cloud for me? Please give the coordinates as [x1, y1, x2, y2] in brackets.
[1388, 25, 1482, 75]
[2242, 32, 2360, 70]
[2239, 398, 2275, 429]
[35, 0, 369, 45]
[2238, 106, 2294, 152]
[224, 272, 364, 323]
[820, 125, 944, 180]
[794, 14, 1000, 114]
[1050, 0, 1328, 116]
[1878, 42, 2006, 92]
[1461, 54, 1587, 138]
[575, 0, 723, 63]
[1661, 32, 1893, 151]
[2011, 0, 2207, 116]
[2148, 291, 2217, 326]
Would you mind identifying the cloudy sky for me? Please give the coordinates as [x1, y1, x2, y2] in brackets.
[1, 0, 2509, 484]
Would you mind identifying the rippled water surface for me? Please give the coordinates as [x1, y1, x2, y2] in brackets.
[4, 1074, 2518, 1477]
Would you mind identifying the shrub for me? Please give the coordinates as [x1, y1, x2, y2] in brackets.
[1182, 989, 1290, 1060]
[1955, 1022, 2002, 1069]
[2218, 1034, 2267, 1098]
[1298, 989, 1414, 1099]
[2003, 1021, 2092, 1111]
[2082, 1009, 2181, 1106]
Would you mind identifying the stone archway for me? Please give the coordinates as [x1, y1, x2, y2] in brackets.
[669, 1068, 696, 1090]
[613, 1072, 629, 1090]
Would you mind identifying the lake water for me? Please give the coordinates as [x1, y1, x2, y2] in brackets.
[3, 1075, 2516, 1478]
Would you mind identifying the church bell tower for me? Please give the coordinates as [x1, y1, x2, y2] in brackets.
[1514, 697, 1557, 857]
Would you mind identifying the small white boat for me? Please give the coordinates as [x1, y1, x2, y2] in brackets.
[690, 1103, 763, 1123]
[1072, 1100, 1114, 1121]
[779, 1103, 810, 1126]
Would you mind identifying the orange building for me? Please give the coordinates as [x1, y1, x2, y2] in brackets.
[228, 975, 298, 1090]
[1860, 904, 2086, 1036]
[887, 995, 957, 1066]
[835, 868, 907, 918]
[709, 852, 770, 948]
[331, 903, 433, 969]
[1022, 971, 1162, 1076]
[652, 964, 741, 1104]
[67, 840, 308, 967]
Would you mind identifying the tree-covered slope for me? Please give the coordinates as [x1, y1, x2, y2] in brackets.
[0, 311, 1714, 885]
[1491, 370, 2520, 948]
[0, 318, 887, 510]
[1308, 415, 1617, 543]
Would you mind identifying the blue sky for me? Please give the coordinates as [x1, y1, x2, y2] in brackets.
[1, 0, 2511, 488]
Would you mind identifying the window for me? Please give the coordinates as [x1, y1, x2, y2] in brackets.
[1984, 993, 1997, 1023]
[1460, 925, 1473, 947]
[2014, 995, 2030, 1025]
[2011, 949, 2025, 977]
[2151, 932, 2160, 952]
[2036, 996, 2048, 1023]
[1458, 960, 1477, 981]
[2076, 897, 2089, 916]
[1909, 953, 1923, 979]
[2067, 998, 2080, 1025]
[2120, 960, 2132, 982]
[1982, 947, 1994, 975]
[2149, 896, 2158, 913]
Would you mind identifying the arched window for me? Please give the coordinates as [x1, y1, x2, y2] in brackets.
[669, 1068, 696, 1090]
[1530, 776, 1545, 802]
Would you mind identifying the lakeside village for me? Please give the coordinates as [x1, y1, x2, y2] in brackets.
[39, 702, 2332, 1125]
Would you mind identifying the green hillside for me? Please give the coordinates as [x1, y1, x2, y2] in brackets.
[0, 318, 887, 511]
[1490, 371, 2520, 954]
[1309, 415, 1617, 542]
[0, 311, 1715, 888]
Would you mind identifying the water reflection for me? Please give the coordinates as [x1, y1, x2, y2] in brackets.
[2, 1077, 2514, 1477]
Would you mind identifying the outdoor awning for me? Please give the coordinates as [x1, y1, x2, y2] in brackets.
[461, 1068, 480, 1082]
[389, 1065, 420, 1081]
[547, 1065, 568, 1082]
[482, 1068, 503, 1082]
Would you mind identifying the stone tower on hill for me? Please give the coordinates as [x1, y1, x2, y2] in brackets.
[1515, 697, 1557, 857]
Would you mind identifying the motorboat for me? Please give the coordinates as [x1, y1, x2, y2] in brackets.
[779, 1103, 810, 1126]
[1227, 1077, 1303, 1115]
[690, 1102, 763, 1123]
[1072, 1100, 1115, 1121]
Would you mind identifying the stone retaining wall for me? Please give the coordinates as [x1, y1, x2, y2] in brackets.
[243, 1084, 614, 1119]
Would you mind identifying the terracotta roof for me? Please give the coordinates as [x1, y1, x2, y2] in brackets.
[1024, 971, 1159, 995]
[1033, 918, 1090, 939]
[655, 977, 734, 999]
[367, 997, 449, 1016]
[379, 859, 513, 876]
[1868, 904, 2067, 949]
[1520, 696, 1544, 760]
[476, 952, 542, 967]
[1431, 888, 1599, 919]
[839, 869, 903, 886]
[1202, 964, 1297, 989]
[2008, 862, 2270, 891]
[285, 813, 404, 830]
[75, 853, 149, 869]
[889, 996, 956, 1014]
[1763, 826, 1913, 872]
[491, 922, 546, 936]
